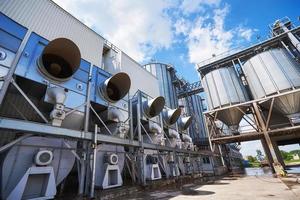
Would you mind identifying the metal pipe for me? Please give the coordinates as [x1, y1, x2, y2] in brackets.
[218, 145, 225, 166]
[90, 124, 98, 198]
[79, 63, 93, 195]
[137, 92, 142, 144]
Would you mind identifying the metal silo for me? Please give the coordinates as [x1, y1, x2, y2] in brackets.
[242, 48, 300, 123]
[143, 63, 178, 109]
[202, 67, 249, 133]
[179, 94, 207, 145]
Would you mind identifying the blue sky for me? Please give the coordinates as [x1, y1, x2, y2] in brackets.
[54, 0, 300, 83]
[54, 0, 300, 156]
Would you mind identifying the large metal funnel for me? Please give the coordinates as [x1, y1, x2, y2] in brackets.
[217, 107, 246, 133]
[143, 96, 165, 118]
[163, 108, 181, 125]
[178, 116, 193, 131]
[269, 92, 300, 124]
[100, 72, 131, 103]
[38, 38, 81, 81]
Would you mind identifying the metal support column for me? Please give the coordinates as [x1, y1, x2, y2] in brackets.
[252, 102, 284, 175]
[137, 149, 146, 186]
[261, 138, 275, 173]
[218, 144, 225, 166]
[90, 124, 98, 198]
[271, 140, 286, 169]
[79, 64, 93, 195]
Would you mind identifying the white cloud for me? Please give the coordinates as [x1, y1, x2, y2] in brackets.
[237, 27, 254, 41]
[53, 0, 255, 67]
[180, 0, 220, 15]
[53, 0, 174, 62]
[187, 5, 233, 63]
[174, 18, 191, 36]
[181, 4, 256, 64]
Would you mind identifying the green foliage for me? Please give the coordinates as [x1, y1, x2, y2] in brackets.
[247, 155, 257, 163]
[289, 150, 300, 155]
[280, 150, 294, 161]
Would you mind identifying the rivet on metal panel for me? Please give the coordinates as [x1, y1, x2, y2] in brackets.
[76, 83, 83, 91]
[23, 51, 29, 57]
[42, 79, 50, 85]
[0, 51, 6, 60]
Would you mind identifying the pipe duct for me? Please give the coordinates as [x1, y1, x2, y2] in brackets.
[38, 38, 81, 82]
[182, 134, 192, 143]
[146, 121, 162, 134]
[143, 96, 165, 118]
[100, 106, 126, 123]
[100, 72, 131, 103]
[163, 108, 181, 125]
[46, 87, 67, 105]
[178, 116, 192, 131]
[46, 87, 67, 126]
[168, 129, 180, 139]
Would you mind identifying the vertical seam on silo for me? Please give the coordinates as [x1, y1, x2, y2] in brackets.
[228, 67, 241, 105]
[274, 49, 297, 89]
[220, 68, 231, 106]
[211, 70, 222, 108]
[258, 51, 280, 94]
[248, 58, 265, 98]
[205, 73, 214, 110]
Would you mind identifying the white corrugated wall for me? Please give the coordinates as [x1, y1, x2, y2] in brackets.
[0, 0, 104, 65]
[0, 0, 161, 97]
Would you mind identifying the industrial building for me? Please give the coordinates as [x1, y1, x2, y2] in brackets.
[0, 0, 244, 199]
[1, 0, 299, 199]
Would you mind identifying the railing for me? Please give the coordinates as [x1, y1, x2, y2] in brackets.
[177, 81, 204, 98]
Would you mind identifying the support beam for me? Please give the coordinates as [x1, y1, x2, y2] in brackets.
[252, 102, 284, 176]
[271, 140, 286, 169]
[261, 138, 275, 173]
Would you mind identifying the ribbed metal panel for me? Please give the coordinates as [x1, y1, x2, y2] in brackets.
[0, 0, 104, 65]
[242, 48, 300, 98]
[202, 67, 249, 110]
[120, 53, 160, 98]
[144, 63, 178, 109]
[179, 95, 207, 142]
[242, 48, 300, 118]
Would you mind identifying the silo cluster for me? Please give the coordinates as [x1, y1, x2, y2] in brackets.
[202, 48, 300, 134]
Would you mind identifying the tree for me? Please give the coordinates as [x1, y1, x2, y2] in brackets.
[256, 150, 264, 162]
[247, 155, 257, 163]
[280, 150, 293, 161]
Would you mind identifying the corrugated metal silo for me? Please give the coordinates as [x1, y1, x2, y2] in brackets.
[202, 67, 249, 133]
[242, 48, 300, 123]
[179, 94, 208, 145]
[143, 63, 178, 109]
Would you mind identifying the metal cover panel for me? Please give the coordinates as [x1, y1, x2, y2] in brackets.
[0, 0, 104, 65]
[90, 65, 110, 105]
[0, 12, 27, 40]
